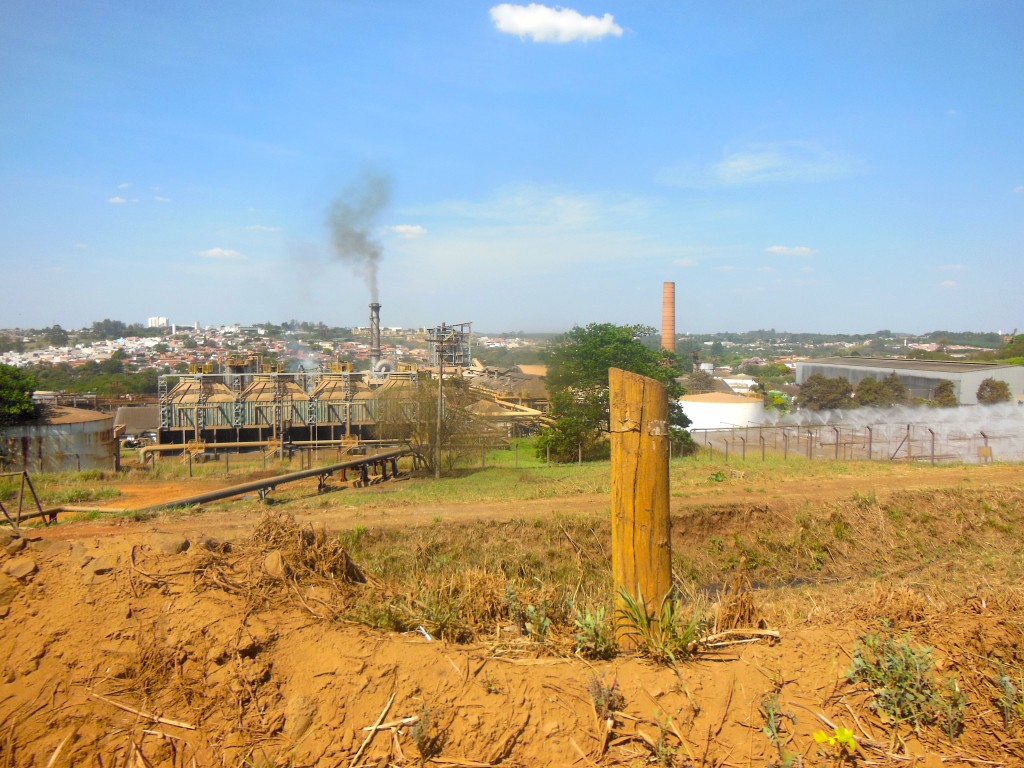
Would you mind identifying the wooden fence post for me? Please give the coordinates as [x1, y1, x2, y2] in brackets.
[609, 368, 672, 649]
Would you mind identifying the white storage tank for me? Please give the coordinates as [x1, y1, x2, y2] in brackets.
[679, 393, 766, 431]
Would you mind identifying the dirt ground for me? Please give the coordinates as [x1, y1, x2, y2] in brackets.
[1, 464, 1023, 767]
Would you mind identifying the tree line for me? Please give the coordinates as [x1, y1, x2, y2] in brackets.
[798, 373, 1012, 410]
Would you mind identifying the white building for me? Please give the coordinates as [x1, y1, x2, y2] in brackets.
[679, 393, 766, 431]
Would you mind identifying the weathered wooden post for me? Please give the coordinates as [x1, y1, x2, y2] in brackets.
[609, 368, 672, 649]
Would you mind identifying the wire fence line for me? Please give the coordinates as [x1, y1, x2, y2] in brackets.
[692, 403, 1024, 464]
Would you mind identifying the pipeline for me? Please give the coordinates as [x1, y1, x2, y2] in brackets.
[137, 447, 410, 513]
[137, 438, 382, 462]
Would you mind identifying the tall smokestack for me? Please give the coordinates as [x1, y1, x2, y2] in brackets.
[661, 282, 676, 353]
[369, 302, 382, 370]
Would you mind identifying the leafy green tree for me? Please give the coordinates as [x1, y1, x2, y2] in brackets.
[1002, 335, 1024, 360]
[931, 380, 958, 407]
[0, 334, 24, 354]
[537, 323, 692, 462]
[0, 364, 39, 426]
[976, 377, 1011, 405]
[854, 373, 906, 407]
[88, 318, 129, 340]
[45, 324, 69, 347]
[798, 374, 852, 411]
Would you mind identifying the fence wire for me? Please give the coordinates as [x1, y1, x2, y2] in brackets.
[692, 402, 1024, 464]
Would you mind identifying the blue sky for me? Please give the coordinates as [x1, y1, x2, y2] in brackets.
[1, 1, 1021, 334]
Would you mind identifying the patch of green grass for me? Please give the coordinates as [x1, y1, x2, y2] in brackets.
[45, 486, 122, 505]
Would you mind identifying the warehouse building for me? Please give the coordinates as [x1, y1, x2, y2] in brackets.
[795, 357, 1024, 406]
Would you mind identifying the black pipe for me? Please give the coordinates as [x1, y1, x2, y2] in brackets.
[138, 447, 409, 513]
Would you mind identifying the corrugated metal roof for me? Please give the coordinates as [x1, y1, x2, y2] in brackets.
[800, 357, 1015, 374]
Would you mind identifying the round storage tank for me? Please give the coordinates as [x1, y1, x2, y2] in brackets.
[0, 406, 115, 473]
[678, 393, 766, 432]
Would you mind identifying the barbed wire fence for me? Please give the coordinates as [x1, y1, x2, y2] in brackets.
[691, 404, 1024, 464]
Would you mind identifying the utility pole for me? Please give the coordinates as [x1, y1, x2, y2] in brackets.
[435, 323, 444, 480]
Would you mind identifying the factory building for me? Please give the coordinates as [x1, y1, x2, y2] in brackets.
[795, 357, 1024, 405]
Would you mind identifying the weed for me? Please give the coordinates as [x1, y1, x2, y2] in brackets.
[996, 670, 1024, 728]
[479, 673, 502, 695]
[587, 676, 626, 719]
[415, 580, 472, 642]
[411, 707, 445, 762]
[0, 479, 17, 502]
[524, 600, 553, 641]
[574, 605, 616, 659]
[850, 489, 876, 509]
[829, 511, 853, 541]
[708, 471, 727, 483]
[46, 486, 121, 505]
[617, 589, 707, 664]
[352, 600, 410, 633]
[847, 629, 966, 735]
[812, 727, 858, 762]
[940, 677, 967, 741]
[760, 692, 795, 748]
[653, 720, 679, 767]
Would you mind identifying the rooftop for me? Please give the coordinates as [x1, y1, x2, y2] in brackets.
[799, 357, 1014, 374]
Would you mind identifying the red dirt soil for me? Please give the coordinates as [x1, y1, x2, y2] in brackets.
[1, 464, 1022, 766]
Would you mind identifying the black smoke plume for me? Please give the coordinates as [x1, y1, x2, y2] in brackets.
[326, 171, 392, 302]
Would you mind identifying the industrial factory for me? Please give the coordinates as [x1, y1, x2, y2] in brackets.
[155, 304, 542, 452]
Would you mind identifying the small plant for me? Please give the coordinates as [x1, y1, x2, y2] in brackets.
[653, 719, 679, 767]
[847, 629, 966, 735]
[524, 601, 552, 641]
[996, 670, 1024, 728]
[479, 673, 502, 695]
[939, 677, 967, 741]
[411, 707, 445, 762]
[760, 692, 795, 748]
[574, 606, 616, 659]
[587, 675, 626, 719]
[813, 726, 858, 761]
[617, 589, 706, 664]
[708, 471, 727, 483]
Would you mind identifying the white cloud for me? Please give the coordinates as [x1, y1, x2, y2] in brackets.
[107, 196, 127, 204]
[716, 143, 851, 185]
[117, 182, 131, 190]
[247, 224, 281, 232]
[388, 224, 427, 239]
[672, 257, 697, 267]
[198, 247, 245, 260]
[660, 141, 854, 188]
[154, 196, 170, 203]
[940, 280, 957, 289]
[766, 245, 816, 257]
[714, 265, 735, 272]
[1014, 185, 1024, 194]
[938, 263, 967, 271]
[490, 3, 623, 43]
[74, 243, 88, 250]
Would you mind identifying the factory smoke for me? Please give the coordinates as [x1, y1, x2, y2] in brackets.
[326, 171, 392, 302]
